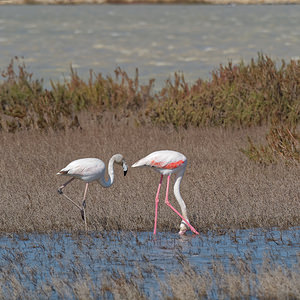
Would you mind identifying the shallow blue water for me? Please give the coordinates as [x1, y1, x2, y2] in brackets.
[0, 228, 299, 298]
[0, 5, 299, 88]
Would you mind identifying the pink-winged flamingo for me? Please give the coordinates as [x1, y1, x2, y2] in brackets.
[132, 150, 199, 235]
[57, 154, 128, 231]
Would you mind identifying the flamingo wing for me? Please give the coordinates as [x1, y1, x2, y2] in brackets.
[132, 150, 186, 170]
[58, 158, 105, 179]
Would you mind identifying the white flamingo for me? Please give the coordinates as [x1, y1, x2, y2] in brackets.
[132, 150, 199, 235]
[57, 154, 128, 231]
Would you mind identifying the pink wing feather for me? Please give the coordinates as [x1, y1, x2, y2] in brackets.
[132, 150, 186, 170]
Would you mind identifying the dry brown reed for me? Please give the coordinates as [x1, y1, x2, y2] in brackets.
[1, 117, 300, 234]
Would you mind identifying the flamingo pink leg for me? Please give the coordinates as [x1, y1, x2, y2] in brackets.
[153, 175, 163, 235]
[81, 183, 89, 232]
[165, 175, 199, 235]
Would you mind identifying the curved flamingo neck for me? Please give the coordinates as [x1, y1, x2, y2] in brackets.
[98, 155, 117, 188]
[173, 170, 188, 221]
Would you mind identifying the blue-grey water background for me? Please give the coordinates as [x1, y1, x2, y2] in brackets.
[0, 4, 300, 297]
[0, 5, 300, 89]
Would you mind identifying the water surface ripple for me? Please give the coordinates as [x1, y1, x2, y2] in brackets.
[0, 5, 299, 88]
[0, 228, 299, 298]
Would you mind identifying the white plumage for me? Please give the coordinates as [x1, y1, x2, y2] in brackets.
[57, 154, 128, 231]
[58, 158, 107, 182]
[132, 150, 187, 176]
[132, 150, 199, 235]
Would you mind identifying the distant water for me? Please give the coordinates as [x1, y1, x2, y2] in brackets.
[0, 5, 299, 88]
[0, 228, 299, 298]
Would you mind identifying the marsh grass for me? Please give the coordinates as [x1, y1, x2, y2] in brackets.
[2, 55, 300, 165]
[0, 119, 300, 234]
[1, 55, 300, 299]
[1, 121, 300, 299]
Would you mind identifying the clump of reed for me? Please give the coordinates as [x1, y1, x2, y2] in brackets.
[147, 53, 300, 128]
[1, 54, 300, 132]
[241, 125, 300, 165]
[0, 57, 154, 132]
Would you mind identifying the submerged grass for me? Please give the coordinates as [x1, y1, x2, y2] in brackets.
[2, 255, 299, 299]
[0, 231, 299, 299]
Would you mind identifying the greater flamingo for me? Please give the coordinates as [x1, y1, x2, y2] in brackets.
[132, 150, 199, 235]
[57, 154, 128, 231]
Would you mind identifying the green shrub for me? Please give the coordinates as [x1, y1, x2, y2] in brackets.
[241, 126, 300, 165]
[147, 54, 300, 128]
[1, 54, 299, 132]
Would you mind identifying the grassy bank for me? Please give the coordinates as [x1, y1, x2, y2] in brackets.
[1, 122, 300, 233]
[1, 55, 300, 166]
[1, 56, 300, 299]
[1, 54, 300, 233]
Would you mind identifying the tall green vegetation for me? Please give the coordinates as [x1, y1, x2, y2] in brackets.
[149, 54, 300, 128]
[1, 55, 300, 163]
[241, 125, 300, 165]
[0, 58, 154, 132]
[1, 54, 299, 131]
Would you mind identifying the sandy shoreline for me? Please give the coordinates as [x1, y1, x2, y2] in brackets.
[1, 0, 300, 4]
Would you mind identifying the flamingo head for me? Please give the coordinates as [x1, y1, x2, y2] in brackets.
[179, 221, 188, 235]
[122, 160, 128, 176]
[113, 154, 128, 176]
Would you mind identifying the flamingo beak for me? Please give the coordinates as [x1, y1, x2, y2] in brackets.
[179, 229, 187, 235]
[179, 221, 188, 235]
[123, 161, 128, 176]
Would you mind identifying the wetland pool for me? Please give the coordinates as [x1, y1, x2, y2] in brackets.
[0, 227, 299, 298]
